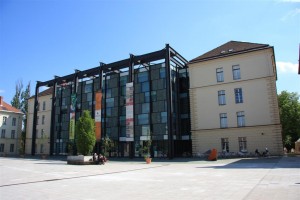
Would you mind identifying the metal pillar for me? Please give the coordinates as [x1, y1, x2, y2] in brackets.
[31, 81, 40, 155]
[165, 44, 174, 159]
[49, 78, 57, 155]
[129, 54, 135, 158]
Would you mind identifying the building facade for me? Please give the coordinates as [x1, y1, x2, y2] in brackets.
[28, 44, 191, 158]
[189, 41, 283, 156]
[26, 88, 52, 155]
[0, 96, 23, 156]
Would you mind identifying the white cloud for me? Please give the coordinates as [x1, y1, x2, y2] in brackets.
[280, 0, 300, 2]
[281, 8, 300, 21]
[277, 61, 298, 73]
[0, 89, 5, 93]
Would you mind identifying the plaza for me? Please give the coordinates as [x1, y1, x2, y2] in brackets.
[0, 156, 299, 200]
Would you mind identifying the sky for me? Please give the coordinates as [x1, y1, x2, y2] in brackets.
[0, 0, 299, 104]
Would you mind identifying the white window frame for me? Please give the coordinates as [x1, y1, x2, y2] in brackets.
[232, 65, 241, 80]
[238, 137, 247, 152]
[216, 68, 224, 82]
[234, 88, 243, 103]
[220, 113, 227, 128]
[218, 90, 226, 105]
[237, 111, 245, 127]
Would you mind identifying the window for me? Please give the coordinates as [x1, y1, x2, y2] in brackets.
[144, 92, 150, 103]
[216, 68, 224, 82]
[160, 68, 166, 78]
[141, 82, 149, 92]
[40, 144, 44, 154]
[3, 116, 7, 125]
[42, 115, 45, 125]
[161, 112, 167, 123]
[41, 129, 44, 138]
[37, 116, 39, 125]
[151, 91, 157, 101]
[62, 98, 66, 106]
[237, 111, 245, 127]
[0, 144, 4, 152]
[238, 137, 247, 152]
[232, 65, 241, 80]
[11, 130, 15, 139]
[106, 107, 112, 117]
[218, 90, 226, 105]
[1, 129, 5, 138]
[220, 113, 227, 128]
[234, 88, 243, 103]
[221, 138, 229, 152]
[142, 103, 150, 113]
[138, 114, 149, 125]
[85, 84, 93, 93]
[106, 98, 114, 108]
[138, 72, 148, 83]
[12, 118, 16, 126]
[10, 144, 14, 152]
[43, 101, 46, 110]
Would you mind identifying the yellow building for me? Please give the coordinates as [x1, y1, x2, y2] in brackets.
[189, 41, 283, 156]
[26, 88, 52, 155]
[0, 96, 23, 156]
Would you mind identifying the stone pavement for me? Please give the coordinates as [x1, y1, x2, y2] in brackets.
[0, 156, 299, 200]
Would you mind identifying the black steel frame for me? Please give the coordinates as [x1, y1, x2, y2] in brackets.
[31, 44, 188, 158]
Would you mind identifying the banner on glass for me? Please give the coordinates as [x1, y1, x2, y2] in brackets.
[126, 82, 134, 140]
[95, 92, 102, 141]
[69, 94, 76, 140]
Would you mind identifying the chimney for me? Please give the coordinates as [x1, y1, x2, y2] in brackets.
[0, 96, 2, 106]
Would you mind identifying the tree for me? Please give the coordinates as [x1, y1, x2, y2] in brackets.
[75, 110, 96, 156]
[11, 80, 23, 110]
[101, 136, 114, 157]
[11, 80, 31, 155]
[278, 91, 300, 150]
[20, 82, 30, 132]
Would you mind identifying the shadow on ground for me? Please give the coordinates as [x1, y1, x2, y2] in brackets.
[196, 156, 300, 169]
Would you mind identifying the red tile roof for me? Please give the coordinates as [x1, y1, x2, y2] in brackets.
[0, 96, 24, 114]
[189, 41, 271, 63]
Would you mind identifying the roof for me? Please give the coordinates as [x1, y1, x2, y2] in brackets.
[0, 97, 24, 114]
[29, 87, 53, 99]
[189, 41, 271, 63]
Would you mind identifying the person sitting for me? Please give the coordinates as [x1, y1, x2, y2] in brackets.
[98, 154, 105, 165]
[255, 149, 261, 156]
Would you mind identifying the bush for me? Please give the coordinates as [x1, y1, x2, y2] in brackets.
[75, 110, 96, 156]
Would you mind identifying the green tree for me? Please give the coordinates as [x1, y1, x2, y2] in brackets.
[75, 110, 96, 156]
[11, 80, 31, 155]
[11, 80, 23, 109]
[278, 91, 300, 150]
[101, 136, 114, 157]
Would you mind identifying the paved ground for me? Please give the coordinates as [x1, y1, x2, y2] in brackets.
[0, 156, 299, 200]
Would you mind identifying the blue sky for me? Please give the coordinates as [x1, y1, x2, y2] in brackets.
[0, 0, 299, 103]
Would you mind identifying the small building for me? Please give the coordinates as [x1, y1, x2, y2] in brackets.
[26, 88, 52, 155]
[188, 41, 283, 156]
[0, 96, 23, 156]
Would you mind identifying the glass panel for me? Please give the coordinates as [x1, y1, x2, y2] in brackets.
[85, 84, 92, 93]
[138, 114, 149, 125]
[161, 112, 167, 123]
[106, 98, 114, 107]
[142, 103, 150, 113]
[160, 68, 165, 78]
[138, 72, 148, 82]
[141, 82, 149, 92]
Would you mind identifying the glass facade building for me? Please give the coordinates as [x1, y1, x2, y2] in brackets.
[31, 44, 191, 158]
